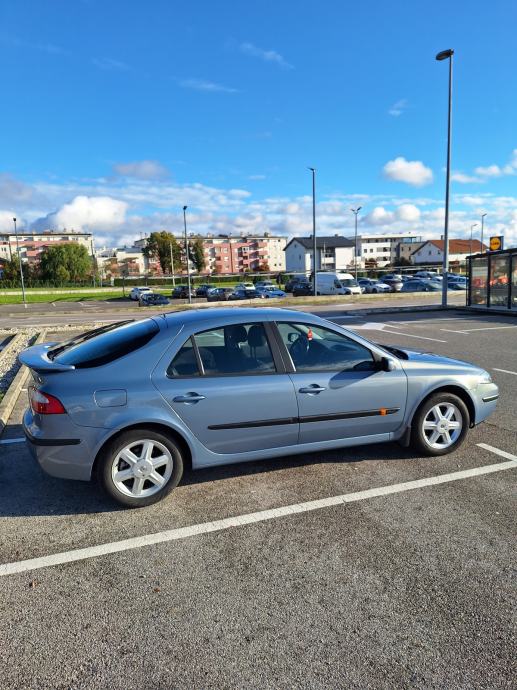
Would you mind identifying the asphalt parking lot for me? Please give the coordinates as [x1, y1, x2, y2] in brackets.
[0, 309, 516, 689]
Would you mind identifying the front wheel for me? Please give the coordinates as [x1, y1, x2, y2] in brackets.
[97, 430, 184, 508]
[410, 393, 469, 456]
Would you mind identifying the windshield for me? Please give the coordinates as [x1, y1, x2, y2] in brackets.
[340, 279, 358, 287]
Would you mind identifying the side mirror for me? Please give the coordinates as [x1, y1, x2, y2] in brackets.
[380, 357, 395, 372]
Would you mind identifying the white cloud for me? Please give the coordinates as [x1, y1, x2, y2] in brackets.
[383, 157, 433, 187]
[451, 172, 483, 184]
[179, 78, 238, 93]
[113, 160, 170, 180]
[32, 196, 128, 233]
[474, 164, 504, 178]
[388, 99, 408, 117]
[0, 210, 17, 232]
[92, 57, 129, 71]
[396, 204, 421, 222]
[248, 174, 266, 180]
[366, 207, 395, 225]
[239, 42, 293, 70]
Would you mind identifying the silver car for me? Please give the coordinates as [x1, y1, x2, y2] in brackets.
[20, 308, 498, 508]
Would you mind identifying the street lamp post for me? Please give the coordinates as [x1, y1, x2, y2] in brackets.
[12, 217, 27, 309]
[436, 48, 454, 308]
[480, 213, 487, 251]
[169, 242, 176, 287]
[183, 206, 192, 304]
[351, 207, 362, 281]
[470, 223, 478, 258]
[308, 167, 317, 296]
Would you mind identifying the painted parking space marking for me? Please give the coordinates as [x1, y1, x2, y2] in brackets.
[0, 437, 26, 445]
[1, 450, 515, 578]
[460, 325, 517, 333]
[493, 368, 517, 376]
[380, 329, 447, 343]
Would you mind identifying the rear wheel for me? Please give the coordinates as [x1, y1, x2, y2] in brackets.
[98, 429, 184, 507]
[410, 393, 469, 456]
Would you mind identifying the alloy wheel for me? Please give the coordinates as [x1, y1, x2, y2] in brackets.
[422, 403, 462, 450]
[111, 439, 173, 498]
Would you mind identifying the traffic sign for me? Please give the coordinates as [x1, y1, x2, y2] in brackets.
[489, 236, 504, 251]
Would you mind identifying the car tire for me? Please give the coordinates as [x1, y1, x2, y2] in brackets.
[97, 429, 184, 508]
[410, 392, 469, 457]
[372, 288, 378, 294]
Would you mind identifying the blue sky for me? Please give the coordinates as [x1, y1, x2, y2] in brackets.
[1, 0, 516, 247]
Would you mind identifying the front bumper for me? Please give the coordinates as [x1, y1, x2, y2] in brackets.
[472, 382, 499, 425]
[23, 408, 103, 481]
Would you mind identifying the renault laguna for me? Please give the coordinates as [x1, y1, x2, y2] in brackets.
[20, 308, 499, 508]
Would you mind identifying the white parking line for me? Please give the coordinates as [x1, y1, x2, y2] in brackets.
[461, 325, 517, 333]
[493, 368, 517, 376]
[1, 451, 515, 578]
[0, 437, 25, 445]
[381, 329, 447, 343]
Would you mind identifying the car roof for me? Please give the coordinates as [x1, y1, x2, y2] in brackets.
[161, 306, 320, 329]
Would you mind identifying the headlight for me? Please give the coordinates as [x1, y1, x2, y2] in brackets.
[478, 371, 492, 383]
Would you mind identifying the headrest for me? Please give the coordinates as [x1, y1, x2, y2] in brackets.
[226, 324, 248, 346]
[247, 324, 266, 348]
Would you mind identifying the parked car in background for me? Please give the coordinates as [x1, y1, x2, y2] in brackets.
[130, 286, 153, 301]
[401, 279, 441, 292]
[139, 293, 170, 307]
[195, 284, 216, 297]
[206, 287, 234, 302]
[254, 280, 275, 289]
[228, 288, 253, 301]
[20, 307, 499, 507]
[380, 274, 404, 292]
[415, 271, 442, 281]
[292, 283, 313, 296]
[447, 276, 467, 290]
[171, 285, 195, 299]
[255, 285, 286, 298]
[235, 283, 258, 298]
[358, 279, 391, 294]
[285, 275, 310, 292]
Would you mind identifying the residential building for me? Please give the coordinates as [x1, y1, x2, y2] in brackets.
[395, 237, 426, 263]
[0, 230, 93, 265]
[358, 233, 422, 267]
[284, 236, 355, 274]
[411, 239, 488, 265]
[95, 246, 152, 277]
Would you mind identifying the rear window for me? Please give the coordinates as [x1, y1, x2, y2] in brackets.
[49, 319, 159, 368]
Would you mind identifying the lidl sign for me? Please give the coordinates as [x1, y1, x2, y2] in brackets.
[489, 236, 504, 251]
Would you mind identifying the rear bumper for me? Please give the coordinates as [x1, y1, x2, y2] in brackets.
[23, 408, 101, 481]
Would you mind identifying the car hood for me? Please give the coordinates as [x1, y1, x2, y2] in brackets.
[382, 345, 486, 377]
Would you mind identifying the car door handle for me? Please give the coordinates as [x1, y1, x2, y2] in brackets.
[173, 393, 206, 403]
[299, 385, 327, 394]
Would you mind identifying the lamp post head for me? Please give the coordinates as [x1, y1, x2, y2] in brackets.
[471, 223, 478, 229]
[308, 167, 315, 173]
[183, 205, 187, 212]
[436, 48, 454, 61]
[481, 213, 487, 219]
[351, 207, 362, 214]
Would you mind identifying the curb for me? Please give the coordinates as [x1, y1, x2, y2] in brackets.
[0, 333, 25, 366]
[0, 329, 47, 438]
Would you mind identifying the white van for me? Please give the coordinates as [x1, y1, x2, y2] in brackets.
[315, 272, 362, 296]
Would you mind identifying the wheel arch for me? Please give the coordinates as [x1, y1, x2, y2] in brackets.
[91, 422, 193, 480]
[410, 384, 476, 429]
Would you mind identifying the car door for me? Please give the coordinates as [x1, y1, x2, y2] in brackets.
[152, 321, 299, 454]
[274, 321, 408, 444]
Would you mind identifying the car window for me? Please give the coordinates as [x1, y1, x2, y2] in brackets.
[277, 322, 375, 373]
[195, 323, 276, 375]
[50, 319, 159, 368]
[167, 337, 200, 377]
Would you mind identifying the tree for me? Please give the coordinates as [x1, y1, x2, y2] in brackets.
[0, 257, 22, 283]
[142, 232, 182, 274]
[39, 243, 91, 283]
[189, 238, 206, 273]
[398, 257, 412, 267]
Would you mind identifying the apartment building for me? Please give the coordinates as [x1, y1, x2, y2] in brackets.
[358, 233, 422, 267]
[0, 230, 93, 265]
[284, 236, 355, 273]
[202, 234, 286, 274]
[411, 239, 488, 265]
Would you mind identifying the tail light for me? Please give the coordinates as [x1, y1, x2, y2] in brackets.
[29, 388, 66, 415]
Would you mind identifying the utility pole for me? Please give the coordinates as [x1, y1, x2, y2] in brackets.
[436, 48, 454, 307]
[308, 167, 317, 295]
[13, 217, 27, 309]
[480, 213, 487, 251]
[351, 207, 362, 281]
[170, 242, 176, 287]
[183, 206, 192, 303]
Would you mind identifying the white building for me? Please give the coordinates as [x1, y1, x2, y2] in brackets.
[0, 230, 93, 265]
[358, 233, 422, 267]
[284, 236, 355, 274]
[411, 239, 488, 265]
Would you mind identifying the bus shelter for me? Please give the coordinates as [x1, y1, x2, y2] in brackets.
[467, 248, 517, 312]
